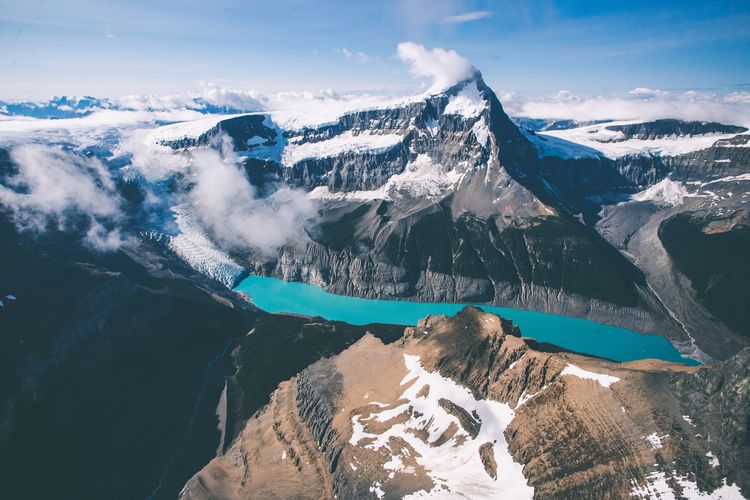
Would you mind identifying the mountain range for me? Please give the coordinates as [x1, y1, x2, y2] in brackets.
[1, 66, 748, 499]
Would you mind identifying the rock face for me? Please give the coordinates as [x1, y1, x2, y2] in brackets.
[181, 308, 749, 499]
[506, 118, 750, 359]
[591, 138, 750, 358]
[160, 114, 278, 152]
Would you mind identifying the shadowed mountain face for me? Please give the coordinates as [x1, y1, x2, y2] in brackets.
[181, 308, 750, 500]
[0, 219, 258, 500]
[503, 118, 750, 358]
[659, 212, 750, 337]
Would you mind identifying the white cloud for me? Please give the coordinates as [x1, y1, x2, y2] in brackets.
[336, 48, 370, 63]
[0, 144, 129, 251]
[85, 221, 128, 251]
[501, 88, 750, 126]
[396, 42, 475, 92]
[185, 137, 316, 257]
[196, 82, 265, 110]
[443, 10, 491, 23]
[117, 83, 265, 112]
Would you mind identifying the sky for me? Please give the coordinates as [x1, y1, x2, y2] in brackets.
[1, 0, 749, 100]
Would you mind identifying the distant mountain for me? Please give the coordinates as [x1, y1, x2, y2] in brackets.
[0, 96, 112, 119]
[511, 116, 612, 132]
[0, 94, 261, 119]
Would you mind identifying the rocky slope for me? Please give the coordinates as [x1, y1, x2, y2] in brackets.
[181, 307, 748, 499]
[514, 120, 750, 359]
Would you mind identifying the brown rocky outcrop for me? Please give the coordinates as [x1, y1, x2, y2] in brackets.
[181, 308, 749, 499]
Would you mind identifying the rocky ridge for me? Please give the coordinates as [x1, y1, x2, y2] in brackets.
[181, 308, 749, 499]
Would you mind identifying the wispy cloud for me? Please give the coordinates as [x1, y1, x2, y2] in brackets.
[442, 10, 491, 24]
[185, 137, 316, 256]
[335, 47, 370, 63]
[0, 144, 130, 251]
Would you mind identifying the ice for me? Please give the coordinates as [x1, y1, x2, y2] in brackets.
[520, 128, 602, 159]
[164, 206, 245, 287]
[147, 114, 248, 143]
[308, 154, 464, 202]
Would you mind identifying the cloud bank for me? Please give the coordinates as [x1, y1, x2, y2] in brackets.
[186, 139, 315, 257]
[396, 42, 475, 92]
[0, 144, 129, 251]
[500, 88, 750, 126]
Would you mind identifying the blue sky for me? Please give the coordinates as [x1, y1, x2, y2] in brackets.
[1, 0, 749, 99]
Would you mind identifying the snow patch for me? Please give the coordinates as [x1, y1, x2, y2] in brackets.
[560, 364, 620, 387]
[644, 432, 668, 450]
[631, 178, 688, 206]
[702, 173, 750, 185]
[472, 117, 490, 147]
[309, 154, 463, 202]
[444, 81, 486, 118]
[282, 131, 403, 166]
[706, 452, 720, 468]
[349, 354, 533, 499]
[632, 471, 744, 499]
[515, 390, 541, 408]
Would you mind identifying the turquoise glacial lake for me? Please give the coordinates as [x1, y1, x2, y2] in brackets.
[235, 275, 699, 365]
